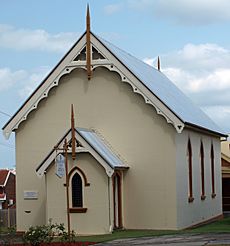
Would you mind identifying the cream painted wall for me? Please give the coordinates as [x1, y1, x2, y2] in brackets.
[15, 67, 178, 232]
[222, 141, 230, 158]
[15, 132, 46, 231]
[46, 153, 110, 235]
[175, 129, 222, 229]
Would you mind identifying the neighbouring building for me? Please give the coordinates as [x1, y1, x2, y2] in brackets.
[0, 169, 16, 209]
[2, 9, 227, 234]
[221, 140, 230, 212]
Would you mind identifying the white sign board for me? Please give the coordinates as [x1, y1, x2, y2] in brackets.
[55, 154, 65, 178]
[24, 191, 38, 200]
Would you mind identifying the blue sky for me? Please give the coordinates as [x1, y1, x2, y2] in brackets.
[1, 0, 230, 168]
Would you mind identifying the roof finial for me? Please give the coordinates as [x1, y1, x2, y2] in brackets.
[157, 56, 161, 71]
[86, 4, 92, 80]
[71, 104, 76, 160]
[86, 4, 90, 31]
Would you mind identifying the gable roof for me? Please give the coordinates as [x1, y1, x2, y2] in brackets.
[2, 31, 227, 138]
[0, 169, 13, 187]
[36, 128, 128, 178]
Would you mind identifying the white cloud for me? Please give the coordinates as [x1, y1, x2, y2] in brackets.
[143, 43, 230, 132]
[0, 68, 27, 91]
[104, 3, 123, 15]
[145, 43, 230, 92]
[203, 106, 230, 134]
[18, 66, 51, 98]
[0, 66, 50, 98]
[143, 58, 155, 66]
[128, 0, 230, 25]
[0, 24, 78, 53]
[173, 43, 230, 71]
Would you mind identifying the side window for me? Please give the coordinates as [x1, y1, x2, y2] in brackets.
[200, 141, 206, 200]
[72, 172, 83, 207]
[211, 144, 216, 198]
[187, 138, 194, 202]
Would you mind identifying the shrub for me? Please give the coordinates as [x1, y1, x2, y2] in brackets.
[59, 229, 77, 242]
[23, 221, 77, 245]
[23, 224, 54, 245]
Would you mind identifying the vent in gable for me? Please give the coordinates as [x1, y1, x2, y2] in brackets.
[76, 140, 83, 148]
[74, 47, 86, 61]
[74, 46, 105, 62]
[68, 139, 83, 148]
[92, 46, 105, 60]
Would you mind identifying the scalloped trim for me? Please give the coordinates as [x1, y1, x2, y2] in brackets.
[6, 62, 184, 136]
[93, 64, 184, 133]
[9, 66, 84, 133]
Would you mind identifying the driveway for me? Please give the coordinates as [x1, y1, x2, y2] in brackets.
[95, 233, 230, 246]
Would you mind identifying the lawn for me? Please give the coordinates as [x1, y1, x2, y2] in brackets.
[75, 229, 178, 243]
[75, 216, 230, 243]
[186, 216, 230, 233]
[1, 216, 230, 244]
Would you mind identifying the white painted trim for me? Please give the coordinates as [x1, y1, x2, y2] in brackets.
[36, 129, 115, 178]
[3, 32, 184, 139]
[3, 170, 11, 187]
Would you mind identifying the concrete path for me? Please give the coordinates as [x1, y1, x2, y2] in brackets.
[95, 233, 230, 246]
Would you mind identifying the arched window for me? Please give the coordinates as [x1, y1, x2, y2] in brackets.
[187, 139, 194, 202]
[211, 144, 216, 198]
[200, 141, 205, 200]
[72, 172, 83, 207]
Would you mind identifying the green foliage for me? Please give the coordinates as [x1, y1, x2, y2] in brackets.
[60, 229, 77, 242]
[23, 220, 77, 245]
[7, 225, 16, 234]
[23, 224, 53, 245]
[0, 226, 17, 245]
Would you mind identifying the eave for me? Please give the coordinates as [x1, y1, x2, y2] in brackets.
[185, 122, 228, 138]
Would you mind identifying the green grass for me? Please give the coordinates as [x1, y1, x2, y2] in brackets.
[75, 229, 179, 242]
[186, 216, 230, 233]
[0, 226, 10, 233]
[75, 216, 230, 243]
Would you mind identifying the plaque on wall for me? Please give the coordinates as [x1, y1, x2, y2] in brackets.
[24, 191, 38, 200]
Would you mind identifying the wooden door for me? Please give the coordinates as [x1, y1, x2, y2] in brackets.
[113, 173, 122, 229]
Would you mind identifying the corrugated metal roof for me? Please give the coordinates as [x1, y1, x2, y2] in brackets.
[77, 128, 125, 169]
[96, 35, 225, 135]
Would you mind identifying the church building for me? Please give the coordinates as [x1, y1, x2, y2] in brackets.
[2, 8, 227, 234]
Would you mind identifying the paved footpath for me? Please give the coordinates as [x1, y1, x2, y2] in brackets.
[95, 233, 230, 246]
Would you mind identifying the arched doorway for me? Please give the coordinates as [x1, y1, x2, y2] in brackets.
[113, 172, 122, 229]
